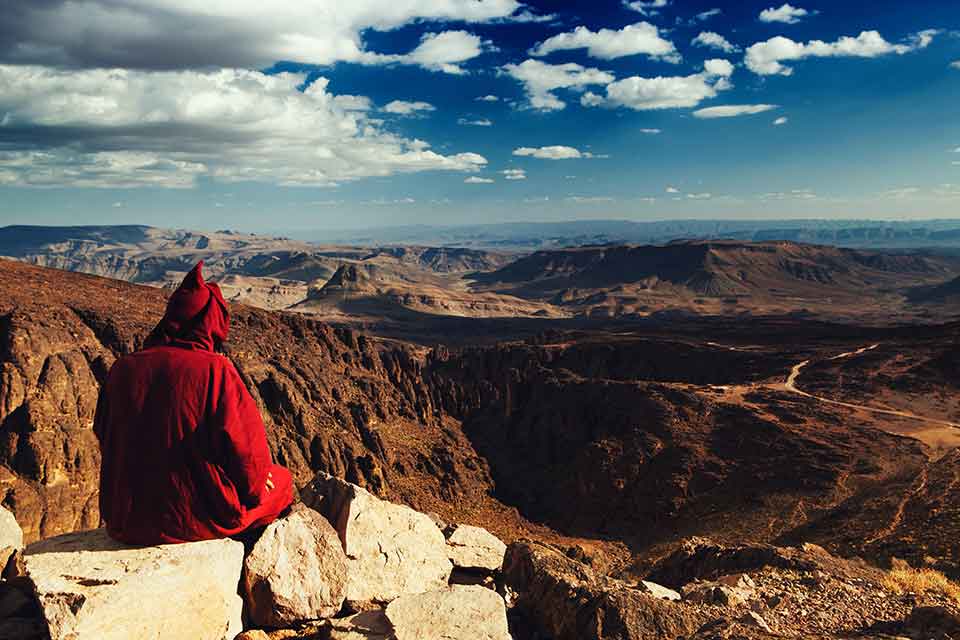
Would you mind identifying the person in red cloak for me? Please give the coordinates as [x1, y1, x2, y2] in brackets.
[94, 261, 293, 545]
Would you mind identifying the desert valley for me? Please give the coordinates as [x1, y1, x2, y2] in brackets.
[0, 223, 959, 638]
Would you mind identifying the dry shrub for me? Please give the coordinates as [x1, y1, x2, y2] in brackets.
[883, 558, 960, 603]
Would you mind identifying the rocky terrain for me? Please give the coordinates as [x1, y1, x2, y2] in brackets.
[2, 259, 960, 638]
[3, 227, 960, 337]
[470, 240, 960, 322]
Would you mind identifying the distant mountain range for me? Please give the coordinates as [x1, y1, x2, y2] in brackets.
[2, 224, 959, 332]
[305, 219, 960, 251]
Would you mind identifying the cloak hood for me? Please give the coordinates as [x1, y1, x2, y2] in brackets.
[145, 261, 229, 351]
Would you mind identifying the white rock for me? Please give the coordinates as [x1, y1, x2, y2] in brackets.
[640, 580, 681, 601]
[0, 507, 23, 571]
[385, 585, 511, 640]
[302, 473, 452, 604]
[444, 525, 506, 573]
[22, 529, 243, 640]
[243, 503, 347, 627]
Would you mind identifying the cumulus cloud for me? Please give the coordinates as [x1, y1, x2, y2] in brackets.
[0, 65, 486, 188]
[0, 1, 522, 70]
[759, 4, 810, 24]
[475, 94, 500, 102]
[624, 0, 669, 16]
[530, 22, 679, 62]
[502, 59, 614, 111]
[692, 31, 739, 53]
[458, 117, 493, 126]
[401, 30, 488, 75]
[693, 104, 778, 118]
[383, 100, 436, 115]
[501, 168, 527, 180]
[465, 176, 494, 184]
[581, 59, 734, 111]
[513, 146, 597, 159]
[745, 30, 938, 76]
[773, 116, 789, 125]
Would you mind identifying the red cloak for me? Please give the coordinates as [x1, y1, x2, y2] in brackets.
[94, 261, 293, 545]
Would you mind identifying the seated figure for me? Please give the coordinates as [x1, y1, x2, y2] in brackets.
[94, 261, 293, 544]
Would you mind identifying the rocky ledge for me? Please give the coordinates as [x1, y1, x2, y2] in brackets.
[2, 477, 960, 640]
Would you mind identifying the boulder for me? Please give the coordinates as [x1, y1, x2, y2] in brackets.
[444, 524, 506, 573]
[21, 528, 244, 640]
[385, 585, 510, 640]
[243, 503, 348, 627]
[0, 507, 22, 572]
[682, 582, 748, 607]
[503, 540, 709, 640]
[640, 580, 681, 601]
[301, 473, 452, 604]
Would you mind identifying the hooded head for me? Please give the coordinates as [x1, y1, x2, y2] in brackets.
[145, 261, 229, 351]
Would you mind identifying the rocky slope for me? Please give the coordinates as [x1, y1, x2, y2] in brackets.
[470, 240, 960, 321]
[2, 259, 959, 589]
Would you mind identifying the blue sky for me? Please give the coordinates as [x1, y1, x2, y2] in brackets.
[0, 0, 957, 233]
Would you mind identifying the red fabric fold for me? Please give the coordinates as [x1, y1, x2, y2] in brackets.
[94, 262, 293, 545]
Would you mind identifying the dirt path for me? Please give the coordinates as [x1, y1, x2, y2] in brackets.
[783, 344, 960, 429]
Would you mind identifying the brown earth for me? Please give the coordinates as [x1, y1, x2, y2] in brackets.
[2, 258, 959, 584]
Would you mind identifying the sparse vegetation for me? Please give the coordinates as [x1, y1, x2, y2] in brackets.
[883, 558, 960, 603]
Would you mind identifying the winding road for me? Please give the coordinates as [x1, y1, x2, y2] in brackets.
[783, 343, 960, 429]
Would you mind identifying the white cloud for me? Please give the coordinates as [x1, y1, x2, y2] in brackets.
[458, 117, 493, 126]
[502, 59, 614, 111]
[693, 104, 778, 118]
[523, 196, 550, 203]
[951, 61, 960, 70]
[465, 176, 494, 184]
[475, 94, 500, 102]
[111, 201, 124, 208]
[530, 22, 679, 62]
[692, 31, 739, 53]
[745, 30, 938, 76]
[581, 58, 734, 111]
[640, 128, 662, 134]
[666, 186, 680, 193]
[953, 147, 960, 153]
[401, 30, 488, 75]
[686, 192, 712, 199]
[501, 168, 527, 180]
[566, 195, 615, 203]
[506, 10, 557, 24]
[759, 4, 810, 24]
[513, 146, 596, 160]
[625, 0, 669, 16]
[383, 100, 436, 115]
[773, 116, 788, 125]
[0, 66, 486, 188]
[0, 1, 522, 70]
[695, 9, 722, 21]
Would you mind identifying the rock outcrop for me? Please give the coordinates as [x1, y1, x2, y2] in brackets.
[444, 524, 506, 573]
[302, 473, 452, 606]
[328, 586, 509, 640]
[242, 503, 348, 628]
[502, 540, 709, 640]
[21, 529, 244, 640]
[0, 508, 22, 572]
